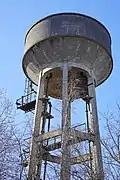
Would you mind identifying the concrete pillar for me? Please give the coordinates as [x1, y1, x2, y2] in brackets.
[60, 62, 71, 180]
[88, 77, 104, 180]
[27, 71, 44, 180]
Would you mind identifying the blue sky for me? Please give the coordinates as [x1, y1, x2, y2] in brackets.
[0, 0, 120, 128]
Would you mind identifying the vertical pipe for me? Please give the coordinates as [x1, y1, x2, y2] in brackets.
[22, 96, 24, 105]
[47, 102, 52, 133]
[43, 102, 52, 180]
[60, 62, 71, 180]
[88, 77, 104, 180]
[118, 135, 120, 161]
[41, 99, 48, 134]
[27, 71, 44, 180]
[86, 102, 93, 179]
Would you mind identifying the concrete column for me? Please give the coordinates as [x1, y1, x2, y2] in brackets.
[88, 77, 104, 180]
[60, 62, 71, 180]
[27, 71, 44, 180]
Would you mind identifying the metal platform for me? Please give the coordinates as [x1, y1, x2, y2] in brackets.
[16, 92, 36, 112]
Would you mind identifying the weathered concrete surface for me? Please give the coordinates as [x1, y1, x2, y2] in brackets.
[36, 128, 95, 144]
[42, 153, 92, 165]
[22, 13, 113, 96]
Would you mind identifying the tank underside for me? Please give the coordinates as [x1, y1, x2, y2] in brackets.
[23, 36, 112, 85]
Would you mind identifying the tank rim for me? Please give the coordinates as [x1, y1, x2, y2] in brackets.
[22, 34, 113, 87]
[24, 12, 111, 45]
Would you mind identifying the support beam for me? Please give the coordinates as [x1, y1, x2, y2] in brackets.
[27, 72, 44, 180]
[60, 62, 71, 180]
[45, 132, 94, 152]
[36, 128, 62, 142]
[42, 153, 92, 165]
[45, 142, 61, 151]
[36, 129, 95, 152]
[36, 128, 94, 143]
[70, 129, 95, 142]
[43, 153, 60, 164]
[36, 128, 94, 142]
[88, 77, 104, 180]
[71, 153, 93, 164]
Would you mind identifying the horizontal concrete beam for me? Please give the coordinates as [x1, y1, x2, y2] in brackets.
[71, 153, 93, 164]
[44, 130, 94, 152]
[45, 142, 61, 151]
[43, 153, 60, 164]
[36, 128, 95, 147]
[42, 153, 92, 165]
[36, 128, 62, 142]
[70, 129, 95, 142]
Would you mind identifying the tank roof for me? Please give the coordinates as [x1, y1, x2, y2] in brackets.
[25, 12, 111, 44]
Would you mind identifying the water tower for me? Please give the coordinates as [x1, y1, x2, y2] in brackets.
[17, 13, 113, 180]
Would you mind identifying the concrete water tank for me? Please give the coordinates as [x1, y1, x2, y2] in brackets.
[22, 13, 113, 99]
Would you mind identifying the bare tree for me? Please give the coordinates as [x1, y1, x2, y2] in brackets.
[101, 107, 120, 180]
[0, 90, 32, 180]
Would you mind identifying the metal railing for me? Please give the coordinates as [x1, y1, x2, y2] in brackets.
[72, 123, 86, 132]
[16, 91, 36, 109]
